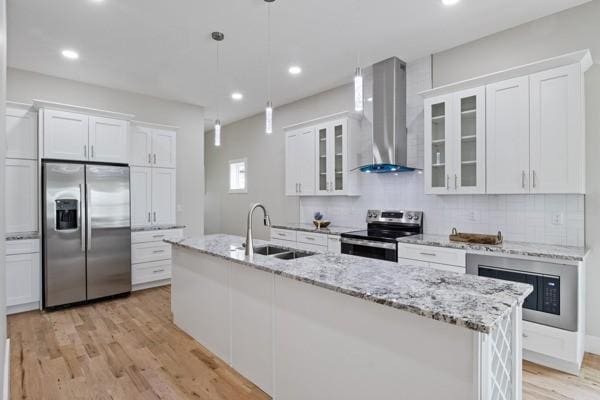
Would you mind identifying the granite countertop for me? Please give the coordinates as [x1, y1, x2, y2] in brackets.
[6, 232, 40, 241]
[165, 234, 532, 334]
[271, 222, 361, 236]
[131, 225, 186, 232]
[398, 234, 588, 262]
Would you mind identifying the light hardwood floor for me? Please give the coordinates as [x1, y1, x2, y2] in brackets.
[8, 286, 600, 399]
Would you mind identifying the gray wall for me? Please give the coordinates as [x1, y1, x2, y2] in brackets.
[0, 0, 7, 393]
[432, 0, 600, 339]
[204, 84, 354, 240]
[7, 68, 206, 236]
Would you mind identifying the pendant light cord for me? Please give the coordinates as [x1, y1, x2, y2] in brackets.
[216, 40, 220, 121]
[267, 3, 272, 100]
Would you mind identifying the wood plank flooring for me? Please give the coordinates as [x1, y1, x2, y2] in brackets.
[8, 286, 600, 399]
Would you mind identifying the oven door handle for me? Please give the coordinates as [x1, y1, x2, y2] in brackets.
[341, 237, 397, 250]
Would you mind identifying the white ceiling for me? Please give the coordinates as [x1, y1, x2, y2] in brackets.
[8, 0, 590, 128]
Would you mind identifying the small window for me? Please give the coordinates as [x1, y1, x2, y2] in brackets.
[229, 158, 247, 193]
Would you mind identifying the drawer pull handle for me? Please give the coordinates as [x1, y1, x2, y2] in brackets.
[304, 237, 315, 241]
[277, 233, 286, 237]
[420, 252, 437, 257]
[152, 235, 165, 239]
[152, 250, 165, 254]
[152, 269, 165, 273]
[523, 333, 529, 338]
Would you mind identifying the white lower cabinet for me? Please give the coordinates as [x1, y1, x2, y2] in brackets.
[397, 243, 466, 273]
[131, 229, 183, 290]
[270, 228, 341, 254]
[5, 239, 41, 314]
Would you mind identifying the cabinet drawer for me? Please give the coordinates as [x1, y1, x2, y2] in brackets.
[398, 257, 430, 268]
[6, 239, 40, 255]
[327, 235, 341, 254]
[522, 321, 578, 363]
[297, 232, 328, 247]
[132, 242, 171, 264]
[270, 228, 297, 242]
[397, 244, 466, 267]
[131, 229, 183, 244]
[132, 260, 171, 285]
[294, 241, 327, 253]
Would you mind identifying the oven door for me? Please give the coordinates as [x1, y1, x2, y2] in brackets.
[341, 238, 397, 262]
[466, 254, 578, 332]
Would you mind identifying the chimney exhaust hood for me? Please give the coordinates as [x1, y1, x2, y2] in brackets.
[359, 57, 415, 173]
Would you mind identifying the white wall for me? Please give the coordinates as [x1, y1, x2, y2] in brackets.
[7, 68, 205, 236]
[0, 0, 7, 395]
[431, 0, 600, 341]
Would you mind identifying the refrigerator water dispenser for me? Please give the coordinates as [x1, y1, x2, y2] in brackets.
[55, 199, 78, 230]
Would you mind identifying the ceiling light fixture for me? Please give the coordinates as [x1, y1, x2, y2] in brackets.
[353, 0, 363, 112]
[61, 49, 79, 60]
[264, 0, 276, 135]
[231, 92, 243, 101]
[288, 65, 302, 75]
[212, 31, 225, 147]
[442, 0, 460, 5]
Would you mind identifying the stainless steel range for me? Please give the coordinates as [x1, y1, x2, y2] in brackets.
[341, 210, 423, 262]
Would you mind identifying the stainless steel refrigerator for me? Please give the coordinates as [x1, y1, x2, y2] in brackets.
[43, 162, 131, 308]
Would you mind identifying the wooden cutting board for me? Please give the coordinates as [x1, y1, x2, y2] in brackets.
[449, 228, 503, 245]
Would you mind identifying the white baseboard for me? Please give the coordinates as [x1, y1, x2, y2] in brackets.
[3, 338, 10, 400]
[132, 279, 171, 292]
[524, 349, 581, 376]
[585, 334, 600, 356]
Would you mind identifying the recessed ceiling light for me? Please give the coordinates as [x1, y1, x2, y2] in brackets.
[442, 0, 460, 5]
[288, 66, 302, 75]
[61, 49, 79, 60]
[231, 92, 243, 101]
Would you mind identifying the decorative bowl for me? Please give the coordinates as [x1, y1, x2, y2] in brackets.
[313, 220, 331, 229]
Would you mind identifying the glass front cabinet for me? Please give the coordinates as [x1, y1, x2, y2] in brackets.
[424, 87, 486, 194]
[316, 119, 349, 195]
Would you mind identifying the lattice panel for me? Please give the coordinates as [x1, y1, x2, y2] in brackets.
[489, 313, 513, 400]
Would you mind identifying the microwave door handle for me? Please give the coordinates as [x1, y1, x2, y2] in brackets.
[80, 184, 85, 252]
[86, 184, 92, 251]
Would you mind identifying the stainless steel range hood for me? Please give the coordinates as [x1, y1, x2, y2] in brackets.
[359, 57, 414, 173]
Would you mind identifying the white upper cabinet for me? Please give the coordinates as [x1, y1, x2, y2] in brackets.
[43, 109, 89, 161]
[486, 77, 530, 194]
[152, 168, 177, 225]
[6, 104, 37, 160]
[425, 87, 485, 194]
[5, 159, 38, 233]
[285, 127, 315, 196]
[130, 167, 153, 227]
[152, 129, 177, 168]
[89, 116, 129, 163]
[317, 119, 349, 195]
[130, 126, 153, 167]
[530, 64, 585, 194]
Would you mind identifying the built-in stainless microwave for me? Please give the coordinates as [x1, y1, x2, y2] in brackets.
[466, 254, 578, 332]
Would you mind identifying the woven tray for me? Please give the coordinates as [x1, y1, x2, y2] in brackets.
[449, 227, 503, 245]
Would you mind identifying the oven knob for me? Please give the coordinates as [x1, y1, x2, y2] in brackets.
[407, 215, 413, 220]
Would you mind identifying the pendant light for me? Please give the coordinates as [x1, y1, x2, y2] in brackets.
[354, 0, 363, 112]
[212, 31, 224, 146]
[264, 0, 275, 134]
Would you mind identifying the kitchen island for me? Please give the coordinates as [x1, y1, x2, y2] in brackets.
[166, 234, 532, 400]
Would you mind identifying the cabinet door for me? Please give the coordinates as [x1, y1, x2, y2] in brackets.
[285, 130, 301, 196]
[5, 159, 38, 233]
[330, 120, 347, 194]
[6, 106, 37, 159]
[130, 167, 152, 227]
[6, 252, 41, 307]
[424, 95, 453, 194]
[297, 128, 316, 195]
[454, 87, 486, 194]
[315, 124, 331, 195]
[151, 168, 176, 225]
[43, 109, 89, 161]
[152, 129, 177, 168]
[530, 64, 584, 194]
[130, 126, 153, 167]
[89, 116, 129, 163]
[486, 77, 530, 194]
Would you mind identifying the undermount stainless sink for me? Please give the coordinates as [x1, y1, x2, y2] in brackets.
[252, 245, 290, 256]
[273, 250, 317, 260]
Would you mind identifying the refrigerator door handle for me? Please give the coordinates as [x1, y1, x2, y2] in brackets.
[80, 184, 86, 252]
[86, 183, 92, 251]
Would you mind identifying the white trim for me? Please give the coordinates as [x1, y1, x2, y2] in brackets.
[6, 101, 33, 110]
[6, 301, 40, 315]
[585, 334, 600, 356]
[283, 110, 361, 131]
[32, 99, 135, 120]
[3, 339, 9, 400]
[131, 120, 179, 131]
[132, 279, 171, 292]
[420, 49, 592, 99]
[228, 158, 248, 194]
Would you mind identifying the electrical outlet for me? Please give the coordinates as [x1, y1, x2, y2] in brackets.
[551, 213, 564, 226]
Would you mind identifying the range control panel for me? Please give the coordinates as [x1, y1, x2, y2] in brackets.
[366, 210, 423, 225]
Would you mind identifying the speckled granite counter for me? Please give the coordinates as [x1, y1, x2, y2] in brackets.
[131, 225, 185, 232]
[397, 234, 587, 262]
[271, 222, 360, 235]
[166, 234, 532, 334]
[6, 232, 40, 241]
